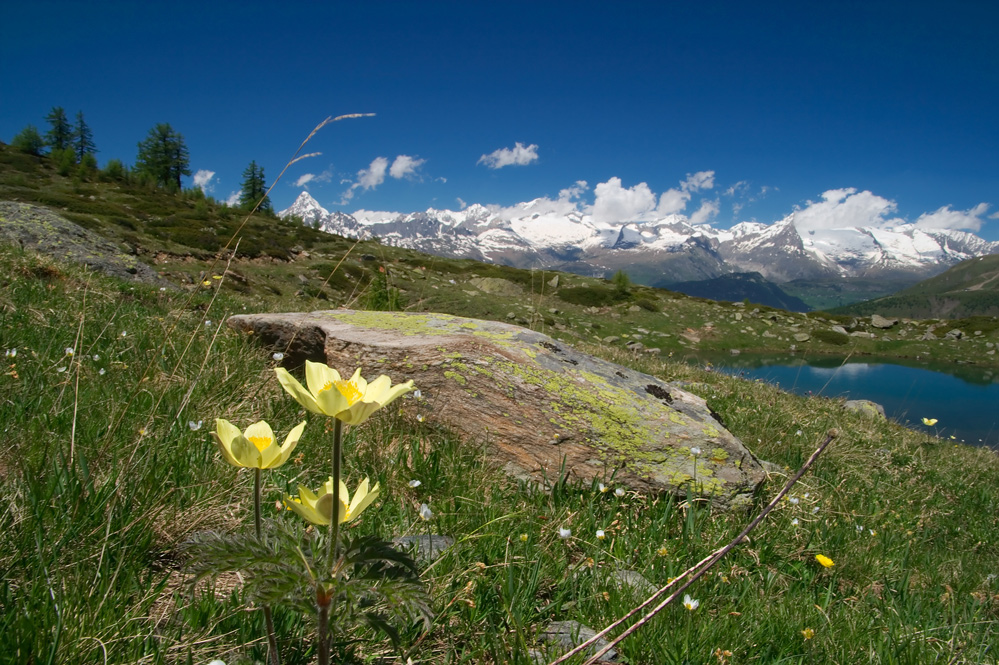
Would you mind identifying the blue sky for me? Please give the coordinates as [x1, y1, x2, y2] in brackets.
[3, 1, 999, 240]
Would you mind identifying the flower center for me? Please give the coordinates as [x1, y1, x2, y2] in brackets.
[247, 435, 272, 452]
[334, 379, 363, 405]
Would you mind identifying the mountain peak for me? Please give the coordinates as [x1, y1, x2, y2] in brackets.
[279, 191, 329, 224]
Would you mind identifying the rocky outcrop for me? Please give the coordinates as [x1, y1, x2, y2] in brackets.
[0, 201, 169, 287]
[227, 310, 766, 509]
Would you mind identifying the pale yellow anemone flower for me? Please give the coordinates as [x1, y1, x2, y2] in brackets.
[212, 419, 305, 469]
[284, 477, 380, 525]
[275, 361, 414, 425]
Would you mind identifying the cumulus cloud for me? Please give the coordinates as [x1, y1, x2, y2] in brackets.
[193, 169, 216, 193]
[689, 199, 720, 226]
[341, 155, 426, 202]
[559, 180, 589, 201]
[389, 155, 426, 179]
[792, 188, 904, 231]
[591, 177, 657, 224]
[225, 190, 241, 207]
[478, 142, 539, 169]
[913, 203, 990, 232]
[657, 171, 716, 216]
[295, 173, 315, 188]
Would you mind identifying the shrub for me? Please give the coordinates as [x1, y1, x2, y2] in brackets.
[557, 285, 623, 307]
[813, 329, 850, 345]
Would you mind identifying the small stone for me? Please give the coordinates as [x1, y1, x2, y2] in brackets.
[539, 621, 618, 662]
[871, 315, 898, 329]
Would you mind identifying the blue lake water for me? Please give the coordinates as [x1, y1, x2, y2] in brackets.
[692, 354, 999, 449]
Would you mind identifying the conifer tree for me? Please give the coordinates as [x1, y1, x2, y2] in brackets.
[73, 111, 97, 162]
[238, 160, 273, 212]
[135, 123, 191, 191]
[45, 107, 73, 152]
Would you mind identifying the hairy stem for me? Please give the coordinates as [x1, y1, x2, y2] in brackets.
[255, 468, 281, 665]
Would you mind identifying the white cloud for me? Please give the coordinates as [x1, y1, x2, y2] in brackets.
[389, 155, 426, 179]
[559, 180, 588, 201]
[792, 188, 905, 231]
[341, 155, 426, 202]
[294, 173, 315, 188]
[913, 203, 990, 232]
[657, 171, 716, 216]
[357, 157, 389, 190]
[478, 142, 539, 169]
[193, 169, 216, 193]
[225, 190, 241, 207]
[689, 199, 720, 226]
[591, 177, 657, 224]
[456, 197, 467, 210]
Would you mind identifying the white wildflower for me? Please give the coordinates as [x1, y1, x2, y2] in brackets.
[614, 488, 626, 497]
[408, 479, 422, 488]
[558, 527, 572, 539]
[272, 352, 284, 361]
[419, 503, 433, 521]
[596, 529, 606, 540]
[683, 594, 699, 611]
[188, 420, 203, 431]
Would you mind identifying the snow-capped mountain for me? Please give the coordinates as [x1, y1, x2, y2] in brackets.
[278, 193, 999, 285]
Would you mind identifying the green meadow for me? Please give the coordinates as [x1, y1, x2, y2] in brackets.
[2, 144, 999, 663]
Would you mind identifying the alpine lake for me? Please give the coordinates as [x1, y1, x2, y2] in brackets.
[687, 352, 999, 449]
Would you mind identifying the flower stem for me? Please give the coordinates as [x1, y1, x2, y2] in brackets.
[328, 419, 343, 564]
[317, 588, 331, 665]
[255, 468, 281, 665]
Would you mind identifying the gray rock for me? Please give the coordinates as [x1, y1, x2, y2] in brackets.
[793, 332, 811, 342]
[0, 201, 170, 288]
[229, 310, 765, 509]
[843, 400, 886, 419]
[469, 277, 524, 297]
[871, 315, 898, 329]
[392, 535, 454, 563]
[945, 329, 964, 340]
[540, 620, 618, 662]
[831, 325, 848, 335]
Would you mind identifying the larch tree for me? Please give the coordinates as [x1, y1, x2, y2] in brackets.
[135, 123, 191, 191]
[238, 160, 273, 213]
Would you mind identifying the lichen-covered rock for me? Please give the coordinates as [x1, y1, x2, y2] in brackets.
[0, 201, 169, 287]
[227, 310, 765, 509]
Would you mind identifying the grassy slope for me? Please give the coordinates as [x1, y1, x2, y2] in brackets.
[831, 255, 999, 319]
[3, 144, 997, 371]
[2, 243, 998, 664]
[2, 145, 999, 663]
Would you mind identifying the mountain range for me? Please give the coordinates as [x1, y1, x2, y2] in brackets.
[279, 192, 999, 296]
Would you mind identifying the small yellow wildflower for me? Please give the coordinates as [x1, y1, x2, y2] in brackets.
[284, 477, 380, 525]
[801, 627, 815, 640]
[519, 533, 528, 542]
[212, 419, 305, 469]
[657, 546, 669, 557]
[922, 417, 938, 426]
[815, 554, 835, 568]
[275, 361, 414, 425]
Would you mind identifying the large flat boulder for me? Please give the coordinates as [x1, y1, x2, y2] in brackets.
[228, 310, 765, 509]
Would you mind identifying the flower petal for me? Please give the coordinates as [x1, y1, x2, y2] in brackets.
[230, 433, 263, 467]
[348, 480, 380, 520]
[275, 368, 325, 415]
[305, 361, 341, 398]
[268, 421, 306, 468]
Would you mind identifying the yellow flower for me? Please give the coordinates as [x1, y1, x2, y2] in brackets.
[212, 419, 305, 469]
[284, 477, 380, 525]
[801, 627, 815, 640]
[815, 554, 835, 568]
[922, 417, 938, 426]
[275, 361, 414, 425]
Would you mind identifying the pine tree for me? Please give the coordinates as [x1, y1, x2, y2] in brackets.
[73, 111, 97, 162]
[238, 160, 273, 213]
[135, 123, 191, 191]
[45, 107, 73, 152]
